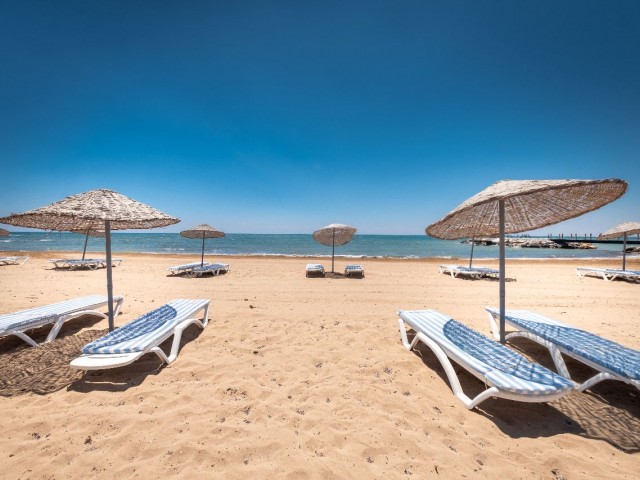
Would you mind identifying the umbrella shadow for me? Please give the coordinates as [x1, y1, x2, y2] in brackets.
[0, 328, 104, 397]
[408, 333, 640, 452]
[68, 325, 206, 393]
[0, 314, 106, 355]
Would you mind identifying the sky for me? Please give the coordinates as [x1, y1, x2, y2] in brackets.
[1, 0, 638, 235]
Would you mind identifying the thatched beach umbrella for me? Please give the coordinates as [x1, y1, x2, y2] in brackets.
[0, 189, 179, 331]
[427, 178, 627, 343]
[180, 224, 225, 266]
[0, 228, 9, 236]
[312, 223, 357, 273]
[598, 221, 640, 271]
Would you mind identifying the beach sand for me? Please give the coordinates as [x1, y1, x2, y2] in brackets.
[0, 251, 638, 479]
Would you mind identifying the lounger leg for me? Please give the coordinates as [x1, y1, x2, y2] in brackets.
[8, 330, 39, 347]
[414, 332, 501, 409]
[397, 318, 501, 409]
[150, 305, 210, 365]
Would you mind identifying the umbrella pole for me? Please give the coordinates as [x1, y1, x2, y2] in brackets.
[82, 229, 90, 260]
[201, 233, 205, 267]
[499, 200, 506, 344]
[331, 230, 336, 273]
[105, 220, 115, 332]
[623, 234, 627, 271]
[469, 237, 475, 268]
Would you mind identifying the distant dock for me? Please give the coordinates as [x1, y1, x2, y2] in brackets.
[546, 234, 640, 245]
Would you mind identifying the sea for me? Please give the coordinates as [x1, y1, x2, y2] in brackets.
[0, 232, 628, 260]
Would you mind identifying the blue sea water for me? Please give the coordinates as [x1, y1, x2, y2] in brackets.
[0, 232, 626, 260]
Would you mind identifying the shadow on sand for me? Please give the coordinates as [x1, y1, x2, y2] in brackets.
[0, 321, 205, 396]
[408, 333, 640, 452]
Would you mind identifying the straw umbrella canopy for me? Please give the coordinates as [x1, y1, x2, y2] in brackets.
[426, 178, 627, 343]
[180, 224, 225, 266]
[0, 228, 9, 236]
[312, 223, 357, 273]
[0, 189, 180, 331]
[598, 221, 640, 271]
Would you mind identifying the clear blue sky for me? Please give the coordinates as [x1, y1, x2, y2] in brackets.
[1, 1, 638, 235]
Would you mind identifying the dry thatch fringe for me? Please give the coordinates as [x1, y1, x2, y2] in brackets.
[0, 189, 179, 231]
[312, 223, 357, 246]
[426, 179, 627, 240]
[180, 224, 225, 239]
[598, 222, 640, 240]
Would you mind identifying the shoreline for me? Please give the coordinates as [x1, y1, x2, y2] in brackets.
[2, 249, 636, 263]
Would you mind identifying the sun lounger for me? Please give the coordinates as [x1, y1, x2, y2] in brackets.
[185, 263, 230, 278]
[438, 264, 499, 279]
[0, 295, 124, 347]
[305, 263, 325, 277]
[49, 258, 106, 270]
[485, 307, 640, 392]
[344, 264, 364, 277]
[70, 299, 210, 370]
[167, 262, 209, 275]
[0, 256, 29, 266]
[576, 267, 640, 282]
[397, 309, 575, 409]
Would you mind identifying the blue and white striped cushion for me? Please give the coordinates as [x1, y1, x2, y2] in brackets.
[345, 265, 363, 271]
[497, 309, 640, 381]
[193, 263, 228, 273]
[0, 295, 113, 333]
[306, 264, 324, 271]
[398, 310, 574, 395]
[82, 299, 207, 354]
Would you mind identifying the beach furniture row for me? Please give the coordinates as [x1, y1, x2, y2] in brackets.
[305, 263, 365, 277]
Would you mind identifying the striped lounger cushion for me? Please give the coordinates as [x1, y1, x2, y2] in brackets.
[398, 310, 574, 396]
[81, 299, 207, 355]
[0, 295, 115, 333]
[497, 310, 640, 383]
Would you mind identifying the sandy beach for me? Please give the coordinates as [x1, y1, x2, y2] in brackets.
[0, 251, 638, 479]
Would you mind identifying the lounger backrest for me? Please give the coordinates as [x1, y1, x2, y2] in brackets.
[82, 299, 208, 354]
[399, 310, 574, 395]
[0, 295, 111, 332]
[489, 308, 640, 382]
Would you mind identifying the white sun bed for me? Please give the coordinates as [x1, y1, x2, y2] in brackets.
[576, 267, 640, 282]
[485, 307, 640, 392]
[344, 264, 364, 277]
[0, 256, 29, 266]
[305, 263, 325, 277]
[185, 263, 230, 278]
[397, 309, 575, 409]
[438, 264, 499, 279]
[167, 262, 210, 275]
[49, 258, 107, 270]
[0, 295, 124, 347]
[70, 299, 210, 370]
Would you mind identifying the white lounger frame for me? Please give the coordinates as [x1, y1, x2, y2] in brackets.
[576, 267, 640, 282]
[486, 308, 640, 392]
[70, 299, 210, 370]
[49, 258, 123, 270]
[438, 264, 499, 279]
[305, 264, 325, 277]
[0, 295, 123, 347]
[184, 263, 230, 278]
[397, 310, 574, 409]
[344, 264, 364, 277]
[167, 262, 209, 275]
[0, 256, 29, 266]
